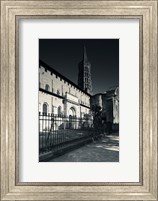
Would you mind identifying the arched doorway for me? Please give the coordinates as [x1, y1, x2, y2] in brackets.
[69, 107, 76, 129]
[69, 107, 76, 117]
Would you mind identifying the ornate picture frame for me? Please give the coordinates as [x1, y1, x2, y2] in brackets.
[0, 0, 157, 200]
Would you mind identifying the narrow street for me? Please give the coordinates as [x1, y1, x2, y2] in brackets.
[49, 133, 119, 162]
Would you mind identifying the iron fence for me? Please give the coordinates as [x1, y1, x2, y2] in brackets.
[39, 112, 103, 159]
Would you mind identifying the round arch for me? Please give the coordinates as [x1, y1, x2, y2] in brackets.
[69, 107, 76, 117]
[58, 106, 62, 115]
[43, 102, 49, 114]
[45, 84, 50, 91]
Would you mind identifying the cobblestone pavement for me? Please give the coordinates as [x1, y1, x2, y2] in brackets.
[49, 133, 119, 162]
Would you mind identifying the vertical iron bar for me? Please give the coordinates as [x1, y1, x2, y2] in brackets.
[41, 113, 44, 153]
[39, 112, 40, 155]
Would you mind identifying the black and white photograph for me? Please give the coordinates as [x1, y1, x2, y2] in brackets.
[39, 39, 119, 162]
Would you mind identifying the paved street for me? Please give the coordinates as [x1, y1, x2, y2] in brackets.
[49, 133, 119, 162]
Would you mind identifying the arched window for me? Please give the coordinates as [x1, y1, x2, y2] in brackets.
[43, 103, 48, 114]
[58, 106, 62, 115]
[52, 105, 54, 113]
[85, 66, 89, 72]
[45, 84, 50, 91]
[57, 90, 60, 95]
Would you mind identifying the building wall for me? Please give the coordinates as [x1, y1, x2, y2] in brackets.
[39, 92, 64, 114]
[113, 87, 119, 124]
[90, 87, 119, 124]
[39, 64, 91, 118]
[90, 94, 102, 108]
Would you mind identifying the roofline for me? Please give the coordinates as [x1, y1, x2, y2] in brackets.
[92, 93, 105, 96]
[39, 88, 64, 99]
[39, 60, 91, 97]
[92, 86, 119, 97]
[39, 88, 91, 109]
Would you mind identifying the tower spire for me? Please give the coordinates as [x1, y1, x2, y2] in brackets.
[83, 44, 88, 62]
[78, 44, 93, 95]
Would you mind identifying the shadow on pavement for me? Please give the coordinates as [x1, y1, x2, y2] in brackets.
[49, 134, 119, 162]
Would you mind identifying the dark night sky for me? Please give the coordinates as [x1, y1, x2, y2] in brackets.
[39, 39, 119, 94]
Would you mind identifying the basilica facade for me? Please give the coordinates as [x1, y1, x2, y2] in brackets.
[39, 47, 92, 119]
[39, 46, 119, 130]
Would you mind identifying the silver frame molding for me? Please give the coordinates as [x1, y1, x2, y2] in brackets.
[0, 1, 157, 200]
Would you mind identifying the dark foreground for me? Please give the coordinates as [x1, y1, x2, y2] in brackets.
[48, 133, 119, 162]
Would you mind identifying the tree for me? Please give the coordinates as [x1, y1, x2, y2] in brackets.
[91, 105, 102, 116]
[91, 105, 107, 136]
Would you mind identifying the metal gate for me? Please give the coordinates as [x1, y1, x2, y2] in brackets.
[39, 112, 99, 160]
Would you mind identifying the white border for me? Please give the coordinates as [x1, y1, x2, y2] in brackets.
[19, 19, 139, 182]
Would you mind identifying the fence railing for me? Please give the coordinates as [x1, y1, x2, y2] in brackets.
[39, 112, 99, 157]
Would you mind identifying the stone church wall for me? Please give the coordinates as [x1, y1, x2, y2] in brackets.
[39, 64, 91, 119]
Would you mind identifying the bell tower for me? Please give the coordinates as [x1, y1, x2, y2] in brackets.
[78, 45, 93, 95]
